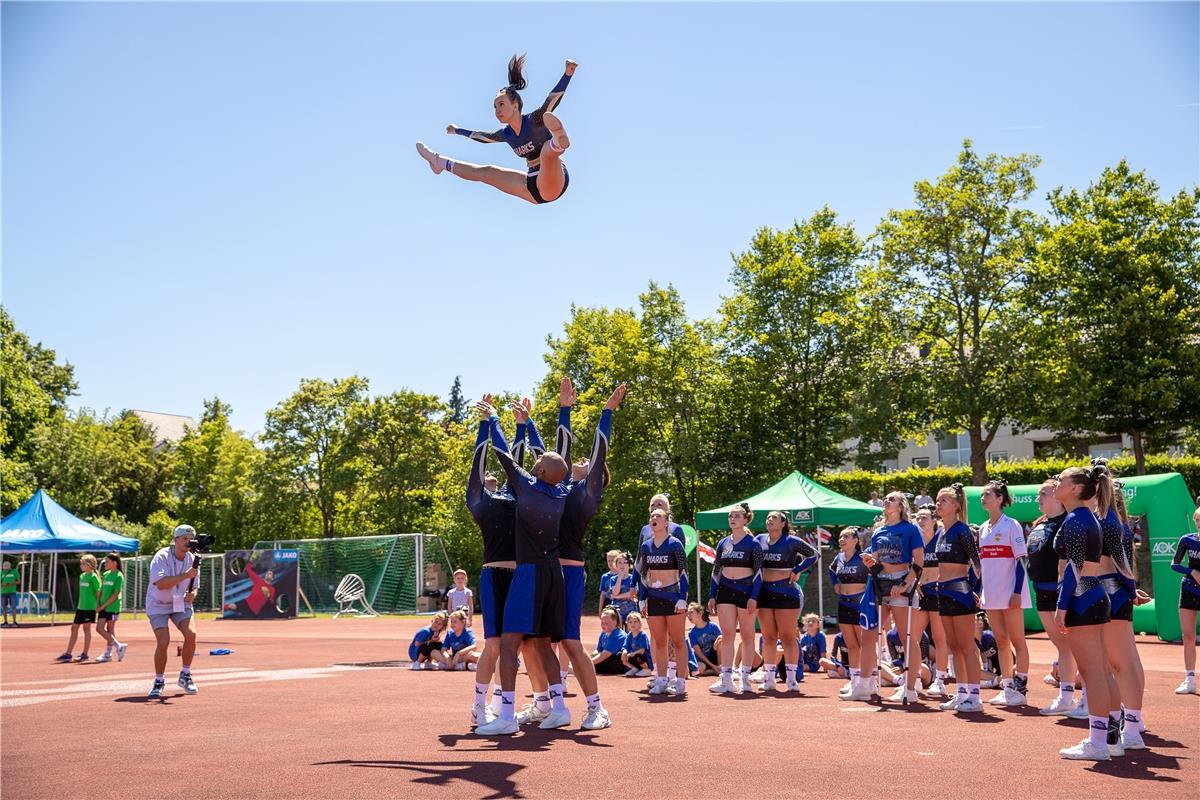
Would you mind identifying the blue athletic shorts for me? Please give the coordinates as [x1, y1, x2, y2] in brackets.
[561, 565, 585, 641]
[480, 566, 514, 640]
[502, 562, 564, 639]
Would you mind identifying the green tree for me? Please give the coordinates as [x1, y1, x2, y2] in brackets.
[175, 397, 262, 547]
[446, 376, 468, 426]
[346, 390, 449, 535]
[0, 307, 78, 512]
[261, 377, 368, 538]
[878, 140, 1052, 484]
[719, 208, 876, 477]
[1040, 162, 1200, 473]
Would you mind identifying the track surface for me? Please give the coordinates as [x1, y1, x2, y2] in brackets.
[2, 616, 1197, 799]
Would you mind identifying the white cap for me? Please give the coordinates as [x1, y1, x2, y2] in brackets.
[173, 524, 197, 540]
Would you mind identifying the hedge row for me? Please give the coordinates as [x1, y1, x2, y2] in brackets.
[814, 454, 1200, 504]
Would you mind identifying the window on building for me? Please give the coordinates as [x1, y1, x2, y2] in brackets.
[988, 451, 1009, 463]
[1088, 443, 1124, 461]
[911, 457, 930, 468]
[937, 432, 970, 467]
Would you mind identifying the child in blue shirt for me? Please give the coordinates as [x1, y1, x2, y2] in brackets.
[597, 549, 620, 618]
[592, 607, 628, 675]
[687, 603, 721, 676]
[441, 609, 479, 671]
[408, 611, 448, 670]
[620, 612, 654, 676]
[821, 632, 850, 678]
[799, 613, 826, 673]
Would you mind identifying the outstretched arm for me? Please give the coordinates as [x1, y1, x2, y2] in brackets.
[536, 60, 577, 116]
[478, 399, 526, 493]
[466, 419, 490, 514]
[447, 124, 507, 143]
[556, 377, 576, 462]
[584, 385, 625, 504]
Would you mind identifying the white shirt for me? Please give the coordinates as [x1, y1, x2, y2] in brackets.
[978, 515, 1031, 610]
[146, 547, 199, 614]
[447, 587, 473, 613]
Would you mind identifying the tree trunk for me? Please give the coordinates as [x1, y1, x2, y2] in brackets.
[1131, 430, 1146, 475]
[968, 422, 989, 485]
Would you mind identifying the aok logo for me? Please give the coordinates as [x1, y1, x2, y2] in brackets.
[1152, 541, 1176, 558]
[793, 510, 814, 523]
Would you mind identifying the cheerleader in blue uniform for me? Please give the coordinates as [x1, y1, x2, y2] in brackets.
[417, 55, 576, 205]
[707, 503, 764, 695]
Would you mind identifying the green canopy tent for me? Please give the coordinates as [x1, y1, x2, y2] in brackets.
[694, 472, 883, 616]
[695, 471, 883, 531]
[961, 472, 1195, 641]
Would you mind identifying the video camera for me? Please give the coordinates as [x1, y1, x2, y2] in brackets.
[186, 533, 216, 554]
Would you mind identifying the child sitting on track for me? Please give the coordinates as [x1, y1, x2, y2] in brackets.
[621, 611, 653, 676]
[687, 603, 721, 676]
[592, 607, 628, 675]
[799, 613, 826, 674]
[408, 611, 449, 670]
[820, 631, 850, 678]
[440, 609, 479, 670]
[975, 612, 1003, 689]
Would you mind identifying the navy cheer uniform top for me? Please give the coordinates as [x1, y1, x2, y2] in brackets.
[452, 73, 572, 175]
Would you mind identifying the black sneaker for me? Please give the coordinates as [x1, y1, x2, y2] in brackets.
[148, 679, 165, 699]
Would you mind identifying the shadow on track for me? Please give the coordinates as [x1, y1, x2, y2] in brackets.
[437, 727, 613, 753]
[1088, 750, 1189, 782]
[313, 759, 524, 799]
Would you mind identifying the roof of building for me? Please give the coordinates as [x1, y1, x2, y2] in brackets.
[130, 410, 197, 445]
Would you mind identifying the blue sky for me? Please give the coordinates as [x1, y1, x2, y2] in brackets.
[3, 2, 1196, 434]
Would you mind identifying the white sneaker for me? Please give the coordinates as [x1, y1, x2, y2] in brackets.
[475, 717, 519, 736]
[1175, 676, 1197, 695]
[1121, 727, 1147, 750]
[1043, 673, 1059, 686]
[940, 693, 965, 711]
[709, 676, 735, 694]
[177, 673, 198, 694]
[888, 685, 908, 702]
[1066, 700, 1089, 719]
[988, 688, 1011, 706]
[784, 677, 800, 692]
[455, 663, 466, 671]
[1004, 687, 1027, 707]
[955, 698, 984, 713]
[670, 677, 687, 696]
[635, 668, 653, 677]
[117, 644, 128, 662]
[624, 667, 639, 677]
[538, 708, 571, 730]
[841, 685, 873, 702]
[740, 677, 755, 694]
[95, 653, 113, 663]
[471, 705, 496, 726]
[928, 678, 947, 696]
[1060, 739, 1110, 761]
[762, 674, 777, 692]
[515, 704, 549, 725]
[410, 662, 422, 671]
[467, 663, 478, 672]
[748, 669, 765, 684]
[581, 707, 611, 730]
[1108, 740, 1126, 758]
[838, 680, 855, 697]
[1039, 696, 1074, 716]
[648, 678, 670, 695]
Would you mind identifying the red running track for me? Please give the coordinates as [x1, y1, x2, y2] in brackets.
[1, 616, 1197, 799]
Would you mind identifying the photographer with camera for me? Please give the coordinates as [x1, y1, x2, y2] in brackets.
[146, 524, 211, 698]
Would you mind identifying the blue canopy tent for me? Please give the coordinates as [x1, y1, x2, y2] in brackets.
[0, 490, 138, 623]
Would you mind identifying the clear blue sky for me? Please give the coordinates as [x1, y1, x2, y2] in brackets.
[4, 2, 1196, 434]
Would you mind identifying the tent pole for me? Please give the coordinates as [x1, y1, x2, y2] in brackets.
[50, 552, 57, 626]
[696, 544, 701, 603]
[817, 543, 824, 621]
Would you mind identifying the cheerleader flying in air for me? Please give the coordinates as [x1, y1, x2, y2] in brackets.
[416, 55, 577, 204]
